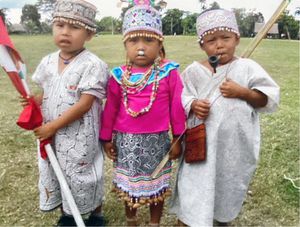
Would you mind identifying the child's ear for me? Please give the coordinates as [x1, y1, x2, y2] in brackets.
[159, 42, 163, 49]
[235, 35, 240, 45]
[86, 31, 94, 41]
[199, 42, 205, 50]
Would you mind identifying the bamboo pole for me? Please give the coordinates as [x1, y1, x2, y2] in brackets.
[241, 0, 291, 58]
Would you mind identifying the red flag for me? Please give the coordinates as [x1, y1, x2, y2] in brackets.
[0, 17, 28, 96]
[0, 17, 50, 159]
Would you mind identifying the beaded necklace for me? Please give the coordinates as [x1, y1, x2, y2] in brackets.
[59, 48, 85, 65]
[121, 59, 161, 117]
[122, 64, 152, 91]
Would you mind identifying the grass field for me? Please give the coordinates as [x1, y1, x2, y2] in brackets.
[0, 35, 299, 226]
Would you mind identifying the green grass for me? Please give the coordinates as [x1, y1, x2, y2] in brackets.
[0, 35, 299, 226]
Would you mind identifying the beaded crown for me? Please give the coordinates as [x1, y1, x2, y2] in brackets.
[52, 0, 97, 32]
[196, 9, 240, 43]
[122, 0, 163, 41]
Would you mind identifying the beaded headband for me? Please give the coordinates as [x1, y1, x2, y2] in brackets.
[122, 1, 163, 42]
[196, 9, 240, 44]
[52, 0, 97, 33]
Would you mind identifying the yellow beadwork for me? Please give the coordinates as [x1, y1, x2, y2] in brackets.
[123, 31, 164, 42]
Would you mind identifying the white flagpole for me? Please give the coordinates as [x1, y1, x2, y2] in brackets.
[45, 144, 85, 227]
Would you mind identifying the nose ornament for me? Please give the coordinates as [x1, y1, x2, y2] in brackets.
[138, 50, 145, 56]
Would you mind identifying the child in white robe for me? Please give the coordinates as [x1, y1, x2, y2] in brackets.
[21, 0, 109, 226]
[169, 8, 280, 227]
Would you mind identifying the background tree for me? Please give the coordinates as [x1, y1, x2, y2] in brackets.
[36, 0, 56, 12]
[24, 20, 41, 34]
[40, 21, 52, 33]
[21, 4, 41, 34]
[36, 0, 56, 20]
[162, 9, 184, 35]
[277, 11, 299, 39]
[181, 13, 198, 35]
[233, 8, 264, 37]
[96, 16, 122, 34]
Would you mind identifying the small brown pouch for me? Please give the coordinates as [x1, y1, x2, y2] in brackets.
[184, 123, 206, 163]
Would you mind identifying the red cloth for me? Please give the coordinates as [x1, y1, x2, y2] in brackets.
[0, 17, 21, 60]
[40, 139, 52, 160]
[17, 97, 43, 130]
[0, 17, 50, 159]
[16, 97, 51, 160]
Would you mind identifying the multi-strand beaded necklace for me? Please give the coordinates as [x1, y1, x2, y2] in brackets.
[121, 60, 161, 117]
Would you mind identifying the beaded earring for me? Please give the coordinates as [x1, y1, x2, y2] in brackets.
[125, 55, 133, 72]
[154, 56, 161, 69]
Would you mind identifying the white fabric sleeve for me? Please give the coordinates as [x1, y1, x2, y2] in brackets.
[181, 66, 198, 116]
[246, 59, 280, 113]
[78, 60, 109, 100]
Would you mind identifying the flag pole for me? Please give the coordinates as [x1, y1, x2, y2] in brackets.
[45, 144, 85, 227]
[241, 0, 290, 58]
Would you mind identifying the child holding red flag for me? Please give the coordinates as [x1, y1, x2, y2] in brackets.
[20, 0, 109, 226]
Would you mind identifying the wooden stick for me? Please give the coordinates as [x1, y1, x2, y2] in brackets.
[151, 132, 185, 179]
[241, 0, 290, 58]
[151, 153, 171, 179]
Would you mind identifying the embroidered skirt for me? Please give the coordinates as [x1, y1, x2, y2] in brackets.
[112, 131, 172, 208]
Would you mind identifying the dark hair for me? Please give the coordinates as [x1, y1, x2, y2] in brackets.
[160, 45, 166, 59]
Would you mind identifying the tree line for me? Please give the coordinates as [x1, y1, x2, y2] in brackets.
[0, 0, 299, 39]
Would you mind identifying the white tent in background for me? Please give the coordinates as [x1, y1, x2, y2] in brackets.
[254, 22, 279, 38]
[9, 23, 26, 33]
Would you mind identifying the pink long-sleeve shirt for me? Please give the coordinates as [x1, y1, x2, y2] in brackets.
[100, 61, 186, 141]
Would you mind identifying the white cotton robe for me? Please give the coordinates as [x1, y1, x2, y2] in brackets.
[169, 58, 280, 226]
[32, 50, 109, 214]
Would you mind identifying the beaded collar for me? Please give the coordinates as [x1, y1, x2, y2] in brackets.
[111, 61, 179, 85]
[114, 61, 179, 118]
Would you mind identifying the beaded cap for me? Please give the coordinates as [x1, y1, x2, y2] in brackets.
[196, 9, 240, 43]
[52, 0, 97, 32]
[122, 4, 163, 41]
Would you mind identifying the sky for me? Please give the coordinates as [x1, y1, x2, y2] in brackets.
[1, 0, 299, 24]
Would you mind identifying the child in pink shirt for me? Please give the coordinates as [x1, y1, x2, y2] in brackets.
[99, 1, 185, 226]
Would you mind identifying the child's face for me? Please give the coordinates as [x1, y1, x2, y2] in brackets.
[125, 33, 162, 68]
[52, 21, 93, 54]
[201, 30, 239, 65]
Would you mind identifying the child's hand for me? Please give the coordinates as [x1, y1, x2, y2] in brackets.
[103, 142, 117, 161]
[19, 95, 43, 108]
[33, 122, 57, 141]
[19, 95, 30, 107]
[191, 99, 210, 120]
[220, 78, 245, 98]
[169, 137, 182, 160]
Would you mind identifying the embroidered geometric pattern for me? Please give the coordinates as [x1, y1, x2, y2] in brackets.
[196, 9, 240, 43]
[52, 0, 97, 32]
